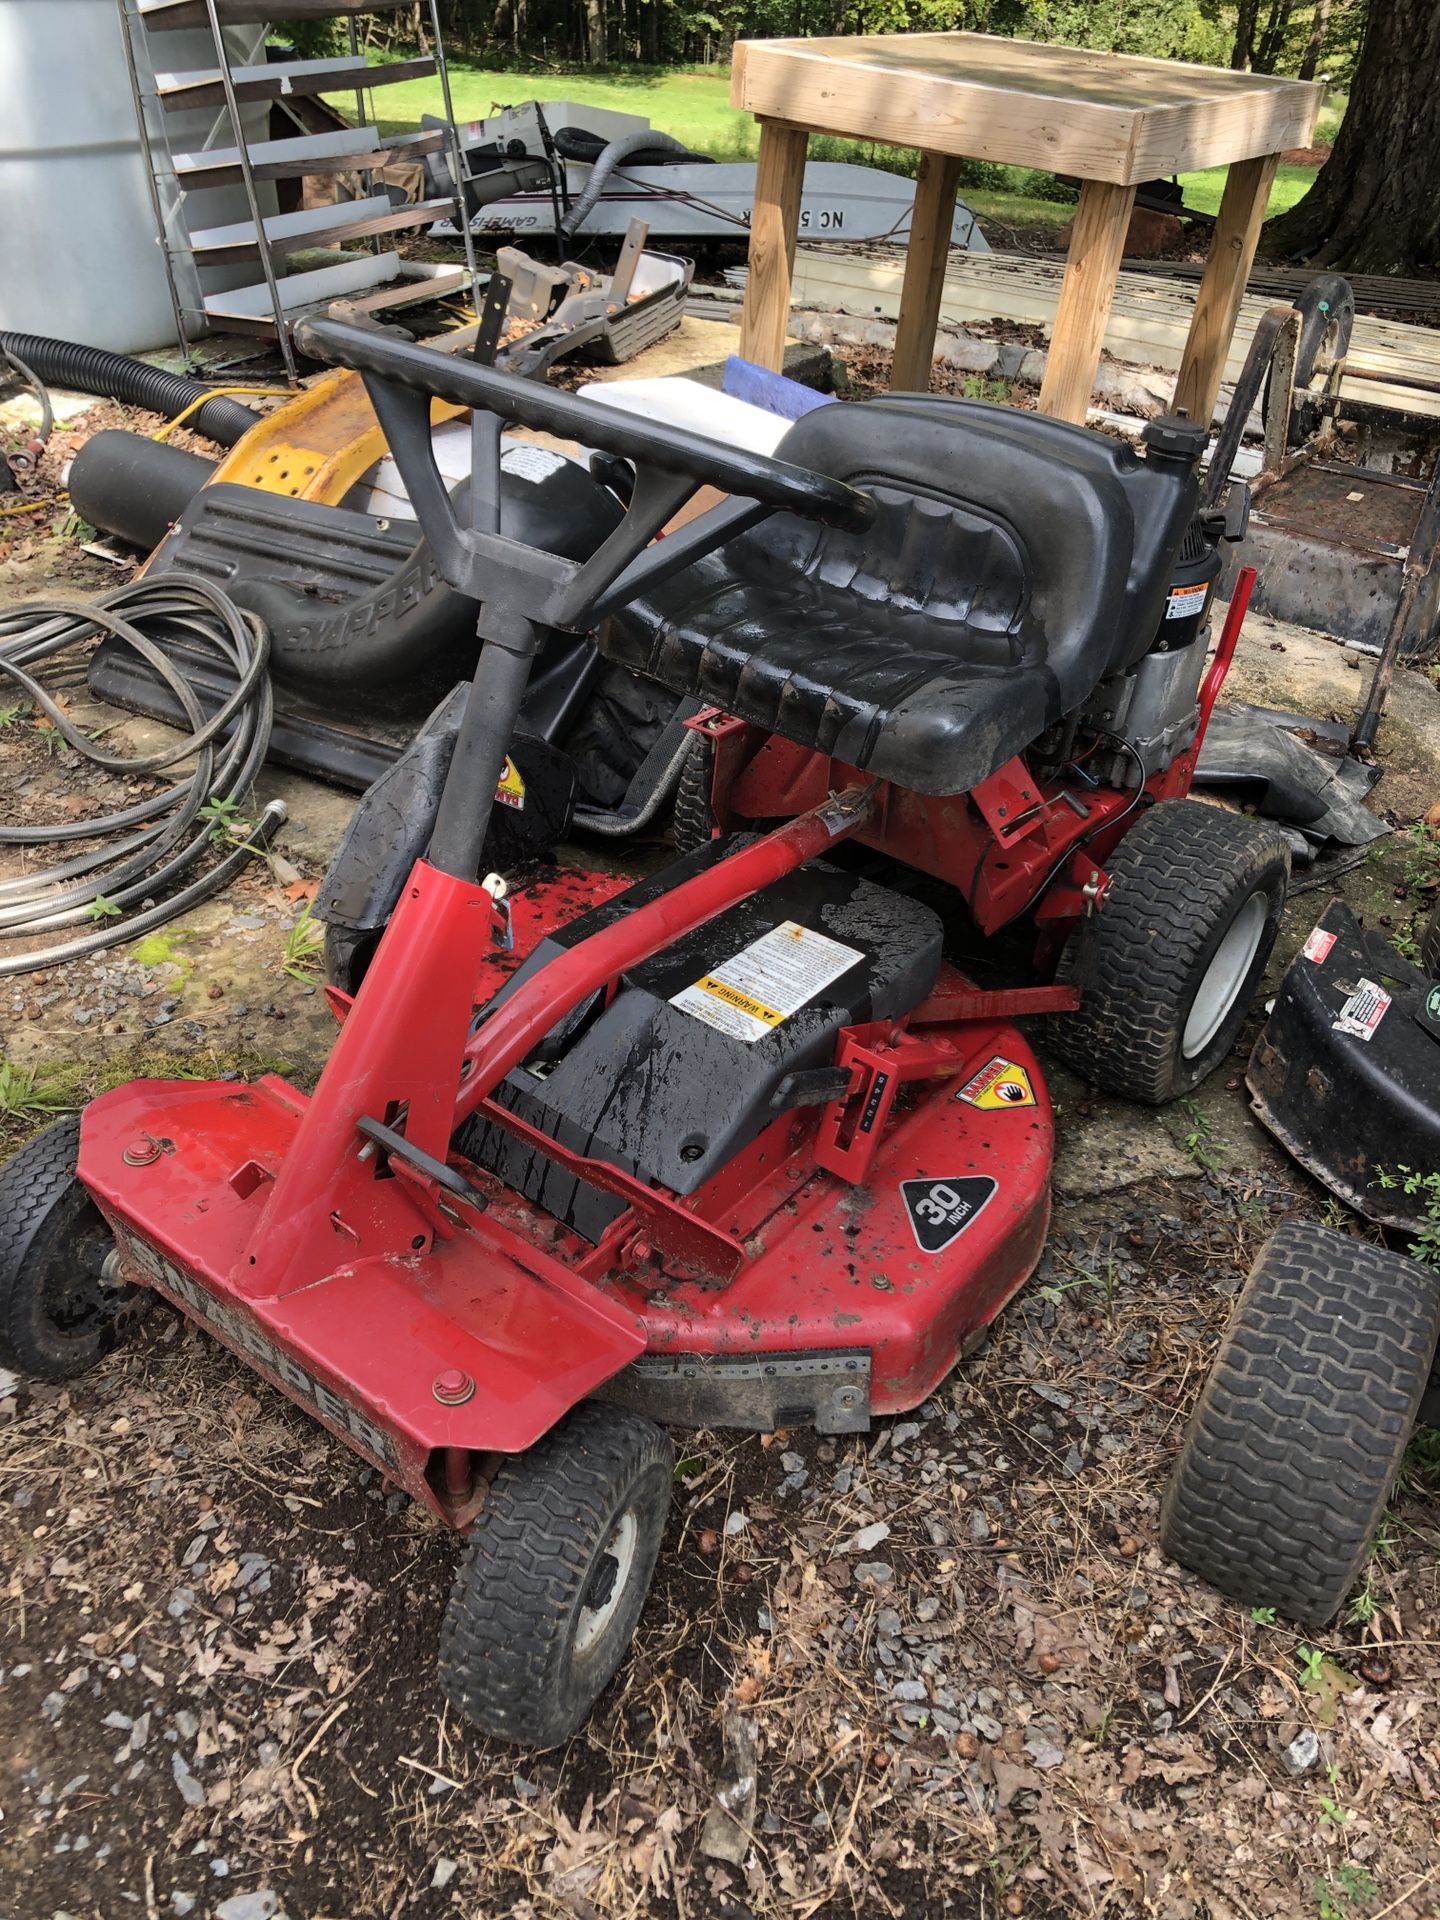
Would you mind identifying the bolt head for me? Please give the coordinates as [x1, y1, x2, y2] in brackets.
[432, 1368, 475, 1406]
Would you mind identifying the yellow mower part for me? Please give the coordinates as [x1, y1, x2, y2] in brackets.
[207, 368, 467, 508]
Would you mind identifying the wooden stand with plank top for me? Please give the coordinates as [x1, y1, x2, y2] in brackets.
[733, 32, 1319, 425]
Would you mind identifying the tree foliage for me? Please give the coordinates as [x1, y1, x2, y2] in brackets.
[317, 1, 1366, 74]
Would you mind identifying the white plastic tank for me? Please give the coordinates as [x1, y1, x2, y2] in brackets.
[0, 1, 273, 352]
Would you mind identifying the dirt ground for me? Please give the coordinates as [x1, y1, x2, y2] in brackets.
[4, 425, 1440, 1920]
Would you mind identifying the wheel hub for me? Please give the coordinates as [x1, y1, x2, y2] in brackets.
[1183, 891, 1268, 1060]
[576, 1509, 639, 1654]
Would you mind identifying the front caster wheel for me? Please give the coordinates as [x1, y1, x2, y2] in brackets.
[1161, 1223, 1440, 1627]
[438, 1400, 673, 1749]
[0, 1114, 135, 1381]
[1047, 799, 1289, 1104]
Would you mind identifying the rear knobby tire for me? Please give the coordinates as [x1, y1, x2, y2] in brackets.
[671, 734, 715, 855]
[438, 1400, 673, 1749]
[1047, 799, 1289, 1103]
[0, 1114, 132, 1381]
[1161, 1222, 1440, 1628]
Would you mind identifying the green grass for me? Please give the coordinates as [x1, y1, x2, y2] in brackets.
[341, 57, 1320, 242]
[1178, 161, 1317, 220]
[352, 59, 761, 156]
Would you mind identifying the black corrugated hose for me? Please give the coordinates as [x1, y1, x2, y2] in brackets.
[0, 575, 283, 976]
[0, 333, 259, 448]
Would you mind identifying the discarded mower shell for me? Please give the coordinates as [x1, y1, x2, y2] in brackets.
[1248, 898, 1440, 1228]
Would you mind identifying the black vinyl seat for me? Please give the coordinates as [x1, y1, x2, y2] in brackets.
[603, 397, 1205, 796]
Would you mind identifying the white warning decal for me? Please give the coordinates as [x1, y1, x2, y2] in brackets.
[1302, 927, 1336, 963]
[671, 920, 863, 1045]
[1334, 977, 1390, 1041]
[901, 1176, 998, 1254]
[1165, 581, 1208, 621]
[500, 443, 569, 483]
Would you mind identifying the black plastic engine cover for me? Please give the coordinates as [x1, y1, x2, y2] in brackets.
[460, 844, 943, 1238]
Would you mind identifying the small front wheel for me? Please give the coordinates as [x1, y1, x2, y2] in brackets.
[0, 1114, 134, 1381]
[438, 1400, 673, 1749]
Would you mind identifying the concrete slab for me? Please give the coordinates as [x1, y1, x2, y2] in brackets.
[1050, 1085, 1199, 1197]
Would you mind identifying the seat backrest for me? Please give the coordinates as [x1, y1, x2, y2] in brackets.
[770, 397, 1204, 707]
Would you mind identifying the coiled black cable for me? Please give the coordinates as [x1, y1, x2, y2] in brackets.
[0, 575, 282, 976]
[0, 346, 54, 452]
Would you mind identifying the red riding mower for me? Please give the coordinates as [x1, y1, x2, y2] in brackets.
[0, 319, 1286, 1748]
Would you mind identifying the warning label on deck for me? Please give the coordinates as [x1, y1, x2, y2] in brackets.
[901, 1175, 998, 1254]
[1334, 977, 1390, 1041]
[671, 920, 863, 1044]
[495, 756, 526, 810]
[956, 1056, 1036, 1110]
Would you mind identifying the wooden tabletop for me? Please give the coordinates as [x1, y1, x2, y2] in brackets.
[731, 32, 1321, 180]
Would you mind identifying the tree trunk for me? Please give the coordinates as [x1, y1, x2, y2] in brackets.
[1297, 0, 1331, 79]
[1267, 0, 1440, 272]
[642, 0, 659, 63]
[583, 0, 607, 64]
[1231, 0, 1261, 68]
[1253, 0, 1296, 72]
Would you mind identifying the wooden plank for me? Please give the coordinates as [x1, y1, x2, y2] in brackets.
[190, 200, 454, 268]
[786, 247, 1440, 421]
[889, 152, 963, 392]
[343, 270, 471, 315]
[1037, 180, 1136, 422]
[175, 130, 445, 191]
[143, 0, 408, 25]
[1172, 153, 1279, 427]
[156, 55, 435, 112]
[738, 120, 808, 373]
[732, 31, 1318, 183]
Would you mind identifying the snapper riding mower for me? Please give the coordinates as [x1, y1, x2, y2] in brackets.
[0, 317, 1287, 1748]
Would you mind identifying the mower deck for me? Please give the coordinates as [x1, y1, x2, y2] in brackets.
[79, 864, 1051, 1510]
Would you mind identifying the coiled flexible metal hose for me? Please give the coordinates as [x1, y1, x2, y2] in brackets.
[0, 575, 282, 976]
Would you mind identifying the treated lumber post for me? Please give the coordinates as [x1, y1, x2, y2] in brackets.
[889, 151, 964, 392]
[1037, 178, 1137, 423]
[738, 119, 808, 372]
[1173, 152, 1281, 428]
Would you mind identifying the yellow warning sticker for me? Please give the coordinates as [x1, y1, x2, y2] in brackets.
[671, 920, 863, 1045]
[957, 1056, 1036, 1110]
[495, 756, 526, 811]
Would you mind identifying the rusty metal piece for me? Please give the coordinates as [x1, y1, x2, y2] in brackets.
[1351, 444, 1440, 750]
